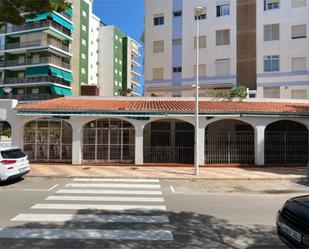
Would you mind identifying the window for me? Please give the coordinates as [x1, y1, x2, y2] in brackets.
[82, 10, 87, 17]
[119, 60, 122, 65]
[217, 4, 230, 17]
[292, 89, 307, 99]
[264, 0, 280, 10]
[194, 36, 206, 49]
[115, 58, 118, 63]
[115, 34, 118, 40]
[82, 53, 86, 59]
[292, 57, 307, 71]
[153, 40, 164, 53]
[216, 29, 230, 45]
[291, 0, 306, 8]
[115, 69, 118, 74]
[264, 55, 280, 72]
[82, 39, 86, 46]
[173, 67, 182, 73]
[119, 71, 122, 76]
[82, 25, 87, 32]
[115, 80, 118, 85]
[153, 68, 164, 80]
[81, 67, 86, 74]
[154, 15, 164, 26]
[17, 89, 24, 94]
[173, 39, 182, 46]
[194, 64, 206, 77]
[292, 24, 307, 39]
[32, 88, 39, 94]
[215, 59, 230, 76]
[195, 7, 207, 20]
[173, 11, 182, 17]
[264, 24, 280, 41]
[263, 87, 280, 98]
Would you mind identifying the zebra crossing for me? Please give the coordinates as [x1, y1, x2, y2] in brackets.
[0, 178, 174, 242]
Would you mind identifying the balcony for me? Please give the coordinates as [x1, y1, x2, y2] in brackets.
[2, 76, 71, 87]
[0, 93, 59, 102]
[6, 21, 71, 37]
[3, 57, 71, 70]
[5, 40, 71, 54]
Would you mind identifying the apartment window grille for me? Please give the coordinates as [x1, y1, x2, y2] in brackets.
[215, 59, 230, 76]
[173, 67, 182, 73]
[263, 87, 280, 98]
[153, 68, 164, 80]
[291, 89, 307, 99]
[291, 0, 306, 8]
[32, 88, 39, 94]
[216, 29, 230, 45]
[292, 24, 307, 39]
[153, 40, 164, 53]
[173, 39, 182, 46]
[216, 4, 230, 17]
[173, 11, 182, 17]
[264, 0, 280, 10]
[194, 36, 206, 49]
[194, 64, 206, 77]
[194, 7, 207, 20]
[264, 55, 280, 72]
[154, 15, 164, 26]
[264, 24, 280, 41]
[292, 57, 307, 72]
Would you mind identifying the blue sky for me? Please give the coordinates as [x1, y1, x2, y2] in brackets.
[93, 0, 145, 94]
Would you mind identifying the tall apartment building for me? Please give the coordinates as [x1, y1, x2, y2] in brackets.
[98, 25, 141, 96]
[0, 0, 142, 100]
[144, 0, 309, 99]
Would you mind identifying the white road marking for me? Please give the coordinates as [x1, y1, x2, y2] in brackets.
[66, 183, 161, 189]
[170, 186, 175, 193]
[22, 184, 59, 192]
[31, 203, 167, 211]
[12, 214, 170, 223]
[0, 228, 174, 241]
[45, 196, 164, 202]
[73, 178, 159, 183]
[57, 189, 163, 195]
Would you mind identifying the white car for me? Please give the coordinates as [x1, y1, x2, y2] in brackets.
[0, 147, 30, 182]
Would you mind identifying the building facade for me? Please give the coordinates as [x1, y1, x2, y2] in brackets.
[98, 25, 142, 97]
[143, 0, 309, 99]
[1, 97, 309, 166]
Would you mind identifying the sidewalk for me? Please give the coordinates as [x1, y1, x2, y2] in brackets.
[28, 164, 308, 179]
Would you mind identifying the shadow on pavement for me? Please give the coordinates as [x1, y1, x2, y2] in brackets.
[0, 177, 25, 187]
[240, 166, 308, 178]
[0, 210, 287, 249]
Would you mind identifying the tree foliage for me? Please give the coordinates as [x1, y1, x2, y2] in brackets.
[0, 0, 71, 25]
[206, 86, 248, 99]
[118, 88, 133, 97]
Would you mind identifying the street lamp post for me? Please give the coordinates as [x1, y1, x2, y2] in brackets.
[194, 7, 203, 176]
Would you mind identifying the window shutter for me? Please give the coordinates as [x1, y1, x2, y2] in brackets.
[292, 0, 306, 8]
[292, 24, 307, 38]
[292, 57, 307, 71]
[215, 59, 230, 76]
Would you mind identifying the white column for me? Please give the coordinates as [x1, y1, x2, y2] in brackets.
[135, 123, 144, 165]
[255, 125, 266, 165]
[11, 120, 24, 148]
[198, 119, 206, 165]
[71, 122, 83, 165]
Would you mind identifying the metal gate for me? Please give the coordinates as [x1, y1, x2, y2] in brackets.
[265, 131, 308, 164]
[205, 131, 254, 164]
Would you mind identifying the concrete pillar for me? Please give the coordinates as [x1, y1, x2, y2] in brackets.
[11, 120, 23, 149]
[198, 118, 207, 165]
[71, 122, 83, 165]
[135, 123, 144, 165]
[255, 125, 266, 165]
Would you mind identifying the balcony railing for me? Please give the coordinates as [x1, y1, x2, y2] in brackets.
[0, 94, 59, 102]
[5, 40, 71, 53]
[3, 76, 71, 87]
[6, 21, 71, 37]
[3, 57, 71, 70]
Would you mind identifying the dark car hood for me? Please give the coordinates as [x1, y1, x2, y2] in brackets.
[285, 195, 309, 220]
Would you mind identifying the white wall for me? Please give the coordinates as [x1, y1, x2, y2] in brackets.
[98, 25, 115, 96]
[88, 14, 100, 86]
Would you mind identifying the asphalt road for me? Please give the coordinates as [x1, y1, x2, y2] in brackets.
[0, 176, 308, 249]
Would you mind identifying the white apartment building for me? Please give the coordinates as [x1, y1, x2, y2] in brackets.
[144, 0, 309, 99]
[256, 0, 309, 99]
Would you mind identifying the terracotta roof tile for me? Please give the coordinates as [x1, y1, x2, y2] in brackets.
[15, 97, 309, 114]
